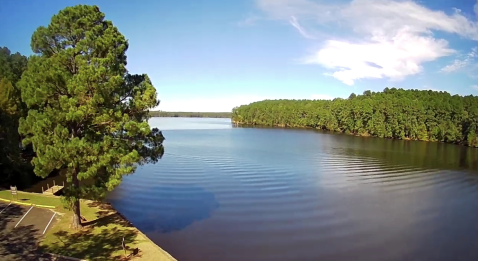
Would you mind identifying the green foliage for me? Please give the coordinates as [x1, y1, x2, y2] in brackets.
[149, 110, 231, 118]
[0, 47, 29, 183]
[0, 78, 20, 173]
[0, 47, 28, 86]
[0, 105, 20, 182]
[0, 47, 28, 117]
[18, 5, 164, 222]
[232, 88, 478, 147]
[0, 78, 17, 115]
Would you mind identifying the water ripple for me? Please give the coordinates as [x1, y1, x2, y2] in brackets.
[108, 118, 478, 261]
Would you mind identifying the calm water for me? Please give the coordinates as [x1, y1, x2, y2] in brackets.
[108, 117, 478, 261]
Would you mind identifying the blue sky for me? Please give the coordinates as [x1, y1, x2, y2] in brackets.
[1, 0, 477, 112]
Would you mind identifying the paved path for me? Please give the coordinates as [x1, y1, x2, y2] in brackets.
[0, 201, 58, 261]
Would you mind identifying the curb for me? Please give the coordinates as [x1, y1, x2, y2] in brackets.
[35, 204, 56, 209]
[0, 197, 57, 209]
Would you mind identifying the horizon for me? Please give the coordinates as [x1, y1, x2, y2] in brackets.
[1, 0, 478, 112]
[154, 86, 471, 113]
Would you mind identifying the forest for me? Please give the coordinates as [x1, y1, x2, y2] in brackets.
[0, 47, 34, 187]
[231, 89, 478, 147]
[150, 111, 231, 118]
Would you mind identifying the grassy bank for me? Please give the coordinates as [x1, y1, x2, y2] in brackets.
[0, 191, 175, 261]
[0, 190, 62, 208]
[40, 200, 176, 261]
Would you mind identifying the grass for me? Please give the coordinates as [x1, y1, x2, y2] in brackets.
[0, 190, 62, 208]
[0, 189, 175, 260]
[40, 200, 177, 261]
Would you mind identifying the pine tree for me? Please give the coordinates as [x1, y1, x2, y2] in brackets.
[0, 78, 22, 182]
[18, 5, 165, 229]
[0, 78, 18, 115]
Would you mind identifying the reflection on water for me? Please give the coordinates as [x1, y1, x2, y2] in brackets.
[108, 118, 478, 261]
[109, 185, 219, 233]
[324, 132, 478, 172]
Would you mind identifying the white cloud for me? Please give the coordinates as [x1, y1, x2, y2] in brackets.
[237, 14, 262, 27]
[440, 59, 470, 73]
[475, 1, 478, 17]
[472, 85, 478, 90]
[254, 0, 478, 85]
[154, 94, 338, 112]
[440, 47, 477, 73]
[307, 32, 454, 85]
[289, 16, 316, 39]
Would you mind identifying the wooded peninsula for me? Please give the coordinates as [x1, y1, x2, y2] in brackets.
[231, 89, 478, 147]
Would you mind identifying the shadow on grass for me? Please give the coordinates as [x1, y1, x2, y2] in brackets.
[0, 204, 42, 261]
[83, 202, 133, 228]
[39, 202, 142, 261]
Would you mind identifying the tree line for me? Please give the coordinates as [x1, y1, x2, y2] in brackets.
[0, 5, 164, 229]
[231, 88, 478, 147]
[150, 111, 231, 118]
[0, 47, 34, 187]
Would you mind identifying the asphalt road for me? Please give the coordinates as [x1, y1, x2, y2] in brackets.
[0, 201, 58, 261]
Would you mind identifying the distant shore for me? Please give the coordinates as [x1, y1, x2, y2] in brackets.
[150, 111, 231, 118]
[231, 121, 470, 145]
[231, 89, 478, 148]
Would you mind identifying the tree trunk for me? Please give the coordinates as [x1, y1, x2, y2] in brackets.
[71, 198, 82, 229]
[71, 169, 83, 229]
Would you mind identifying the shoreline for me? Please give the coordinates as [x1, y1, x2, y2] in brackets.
[72, 198, 178, 261]
[0, 192, 177, 261]
[105, 200, 177, 261]
[231, 120, 474, 148]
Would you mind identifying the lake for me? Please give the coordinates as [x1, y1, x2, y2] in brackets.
[107, 117, 478, 261]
